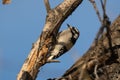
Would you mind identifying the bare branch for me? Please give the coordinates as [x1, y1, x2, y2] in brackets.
[44, 0, 51, 13]
[17, 0, 83, 80]
[89, 0, 112, 49]
[100, 0, 106, 17]
[89, 0, 102, 23]
[100, 0, 113, 54]
[58, 15, 120, 80]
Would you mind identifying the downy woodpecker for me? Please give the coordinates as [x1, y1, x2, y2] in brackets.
[47, 24, 79, 61]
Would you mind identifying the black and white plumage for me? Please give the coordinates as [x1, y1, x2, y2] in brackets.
[47, 24, 80, 61]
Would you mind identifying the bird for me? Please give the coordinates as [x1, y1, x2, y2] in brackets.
[47, 24, 80, 61]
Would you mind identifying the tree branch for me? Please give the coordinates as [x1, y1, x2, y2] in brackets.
[17, 0, 83, 80]
[55, 15, 120, 80]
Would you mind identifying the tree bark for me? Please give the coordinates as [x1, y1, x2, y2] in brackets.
[17, 0, 83, 80]
[56, 15, 120, 80]
[17, 0, 120, 80]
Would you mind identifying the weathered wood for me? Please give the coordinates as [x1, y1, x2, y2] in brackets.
[56, 15, 120, 80]
[17, 0, 83, 80]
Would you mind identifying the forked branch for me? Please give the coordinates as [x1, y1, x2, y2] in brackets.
[17, 0, 83, 80]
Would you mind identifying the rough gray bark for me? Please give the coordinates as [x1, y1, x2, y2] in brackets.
[54, 15, 120, 80]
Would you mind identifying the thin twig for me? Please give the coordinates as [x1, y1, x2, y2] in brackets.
[94, 64, 99, 79]
[44, 0, 51, 13]
[100, 0, 113, 54]
[100, 0, 105, 16]
[89, 0, 102, 23]
[104, 0, 106, 11]
[89, 0, 112, 50]
[89, 0, 103, 45]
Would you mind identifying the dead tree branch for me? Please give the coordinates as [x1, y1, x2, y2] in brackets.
[17, 0, 83, 80]
[53, 15, 120, 80]
[90, 0, 113, 59]
[49, 1, 120, 80]
[48, 0, 120, 79]
[89, 0, 102, 23]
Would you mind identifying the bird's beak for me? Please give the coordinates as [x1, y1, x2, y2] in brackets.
[67, 24, 72, 29]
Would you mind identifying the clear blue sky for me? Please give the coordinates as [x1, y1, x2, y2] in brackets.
[0, 0, 120, 80]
